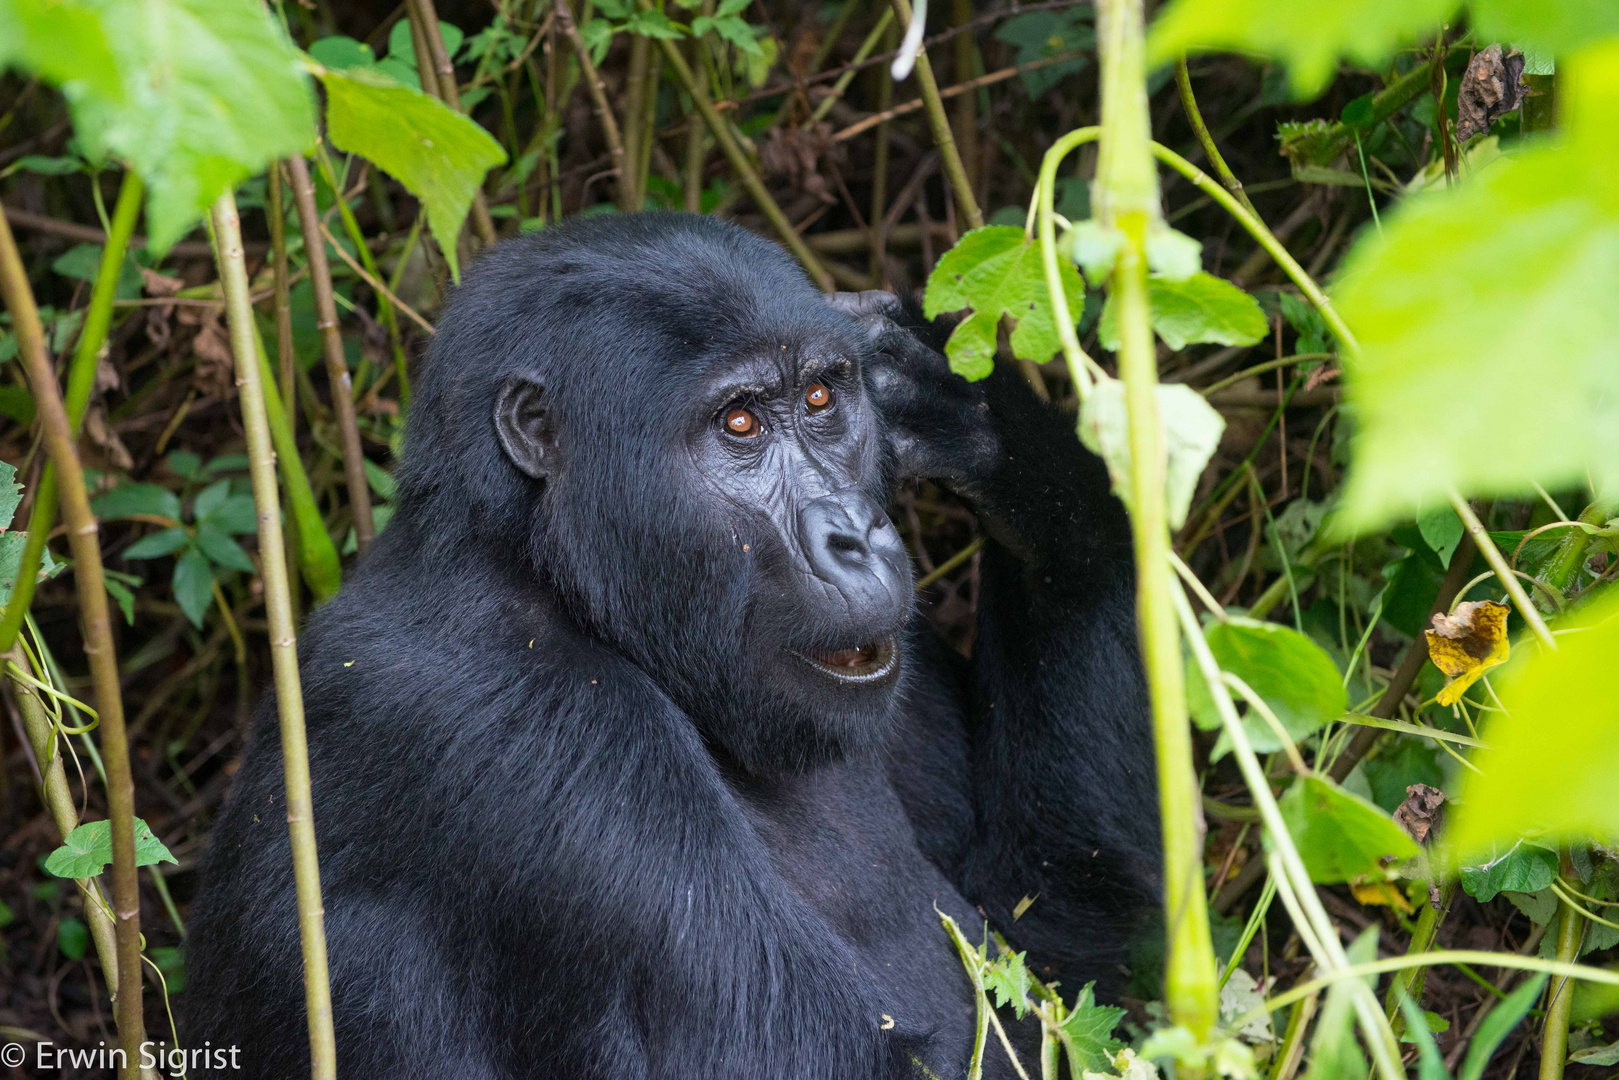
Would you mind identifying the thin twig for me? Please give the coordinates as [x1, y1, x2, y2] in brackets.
[1449, 492, 1557, 650]
[0, 201, 147, 1078]
[886, 0, 982, 229]
[555, 2, 628, 199]
[318, 221, 437, 336]
[286, 154, 377, 554]
[1173, 57, 1256, 216]
[834, 48, 1086, 143]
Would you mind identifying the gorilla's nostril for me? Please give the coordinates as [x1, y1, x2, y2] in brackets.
[826, 532, 867, 558]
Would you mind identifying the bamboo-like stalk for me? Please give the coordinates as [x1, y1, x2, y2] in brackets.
[0, 172, 142, 653]
[886, 0, 982, 230]
[286, 152, 377, 555]
[1092, 0, 1216, 1050]
[556, 1, 629, 200]
[267, 164, 302, 619]
[636, 53, 660, 207]
[642, 0, 835, 291]
[869, 14, 896, 282]
[210, 192, 338, 1080]
[410, 0, 499, 243]
[622, 33, 651, 210]
[950, 0, 977, 199]
[313, 144, 413, 407]
[0, 200, 146, 1080]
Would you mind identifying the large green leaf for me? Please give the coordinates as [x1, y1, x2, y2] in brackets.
[1146, 0, 1619, 99]
[43, 817, 177, 879]
[923, 226, 1087, 381]
[1458, 840, 1558, 902]
[0, 0, 121, 101]
[1078, 379, 1225, 530]
[1448, 587, 1619, 862]
[318, 63, 507, 283]
[1096, 273, 1267, 352]
[1334, 41, 1619, 529]
[1276, 775, 1419, 883]
[67, 0, 315, 252]
[1186, 616, 1348, 756]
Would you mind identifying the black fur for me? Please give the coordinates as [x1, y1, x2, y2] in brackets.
[183, 213, 1159, 1079]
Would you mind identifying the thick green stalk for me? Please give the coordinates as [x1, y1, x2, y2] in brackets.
[211, 193, 338, 1080]
[1035, 126, 1101, 397]
[643, 1, 835, 291]
[0, 172, 142, 653]
[1385, 882, 1457, 1029]
[268, 163, 303, 617]
[1541, 857, 1586, 1080]
[0, 203, 146, 1080]
[622, 33, 651, 210]
[286, 152, 377, 555]
[888, 0, 983, 229]
[1093, 0, 1217, 1045]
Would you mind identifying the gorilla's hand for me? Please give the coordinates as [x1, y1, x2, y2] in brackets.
[830, 291, 1001, 494]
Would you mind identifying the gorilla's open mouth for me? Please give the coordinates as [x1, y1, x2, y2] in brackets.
[794, 637, 898, 684]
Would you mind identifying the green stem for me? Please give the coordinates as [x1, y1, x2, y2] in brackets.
[0, 171, 142, 654]
[1540, 859, 1585, 1080]
[1173, 57, 1255, 216]
[1385, 881, 1456, 1030]
[888, 0, 982, 229]
[644, 0, 836, 291]
[211, 192, 338, 1080]
[556, 2, 629, 206]
[1149, 142, 1357, 352]
[1035, 126, 1101, 398]
[0, 198, 146, 1080]
[1542, 497, 1616, 593]
[811, 9, 894, 123]
[1449, 492, 1557, 650]
[1093, 0, 1217, 1048]
[409, 0, 498, 244]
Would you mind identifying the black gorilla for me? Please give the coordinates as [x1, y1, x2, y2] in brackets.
[184, 213, 1159, 1079]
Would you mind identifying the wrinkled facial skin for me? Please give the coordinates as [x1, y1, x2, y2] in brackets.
[468, 216, 914, 774]
[685, 343, 912, 686]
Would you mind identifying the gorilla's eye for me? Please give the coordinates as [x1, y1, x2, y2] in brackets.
[724, 407, 761, 437]
[804, 383, 833, 412]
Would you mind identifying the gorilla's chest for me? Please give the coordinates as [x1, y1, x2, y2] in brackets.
[731, 760, 1024, 1080]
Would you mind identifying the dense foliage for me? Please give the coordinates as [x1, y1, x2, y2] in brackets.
[0, 0, 1615, 1076]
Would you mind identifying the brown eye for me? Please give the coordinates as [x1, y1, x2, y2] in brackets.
[724, 407, 760, 437]
[805, 383, 833, 412]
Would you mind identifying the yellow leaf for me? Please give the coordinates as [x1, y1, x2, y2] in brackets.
[1349, 879, 1415, 914]
[1425, 599, 1511, 706]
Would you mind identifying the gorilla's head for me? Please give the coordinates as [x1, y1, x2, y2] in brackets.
[395, 214, 913, 771]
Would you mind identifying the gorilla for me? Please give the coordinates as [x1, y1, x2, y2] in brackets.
[184, 213, 1159, 1079]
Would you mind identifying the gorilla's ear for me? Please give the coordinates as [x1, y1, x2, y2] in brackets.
[494, 376, 559, 481]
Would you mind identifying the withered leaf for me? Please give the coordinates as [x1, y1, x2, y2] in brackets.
[1425, 598, 1511, 706]
[1393, 783, 1447, 844]
[1455, 44, 1527, 143]
[1350, 879, 1415, 914]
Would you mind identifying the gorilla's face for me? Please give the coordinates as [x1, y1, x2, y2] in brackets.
[683, 337, 912, 692]
[477, 216, 912, 772]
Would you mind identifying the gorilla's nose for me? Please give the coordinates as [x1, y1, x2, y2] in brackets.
[798, 493, 910, 615]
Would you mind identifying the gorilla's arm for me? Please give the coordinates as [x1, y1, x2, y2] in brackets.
[856, 297, 1161, 984]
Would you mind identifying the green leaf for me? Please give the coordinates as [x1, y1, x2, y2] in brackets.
[194, 523, 256, 573]
[104, 575, 135, 624]
[1469, 0, 1619, 58]
[307, 34, 374, 69]
[172, 545, 214, 629]
[69, 0, 316, 253]
[58, 917, 88, 960]
[1147, 0, 1457, 98]
[192, 478, 232, 522]
[1302, 929, 1375, 1079]
[1336, 41, 1619, 530]
[318, 63, 507, 283]
[1144, 224, 1203, 282]
[983, 949, 1031, 1018]
[1416, 505, 1464, 567]
[0, 0, 122, 102]
[122, 527, 190, 560]
[1458, 840, 1558, 902]
[627, 8, 690, 40]
[1570, 1041, 1619, 1068]
[164, 450, 202, 480]
[1458, 974, 1547, 1080]
[91, 483, 181, 522]
[1276, 775, 1420, 884]
[10, 154, 84, 176]
[363, 458, 397, 501]
[1098, 273, 1267, 351]
[923, 226, 1087, 380]
[1448, 587, 1619, 861]
[1186, 616, 1348, 755]
[1078, 378, 1225, 531]
[1067, 219, 1125, 284]
[1058, 981, 1127, 1073]
[1397, 993, 1455, 1080]
[0, 460, 20, 524]
[992, 9, 1092, 97]
[43, 817, 178, 878]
